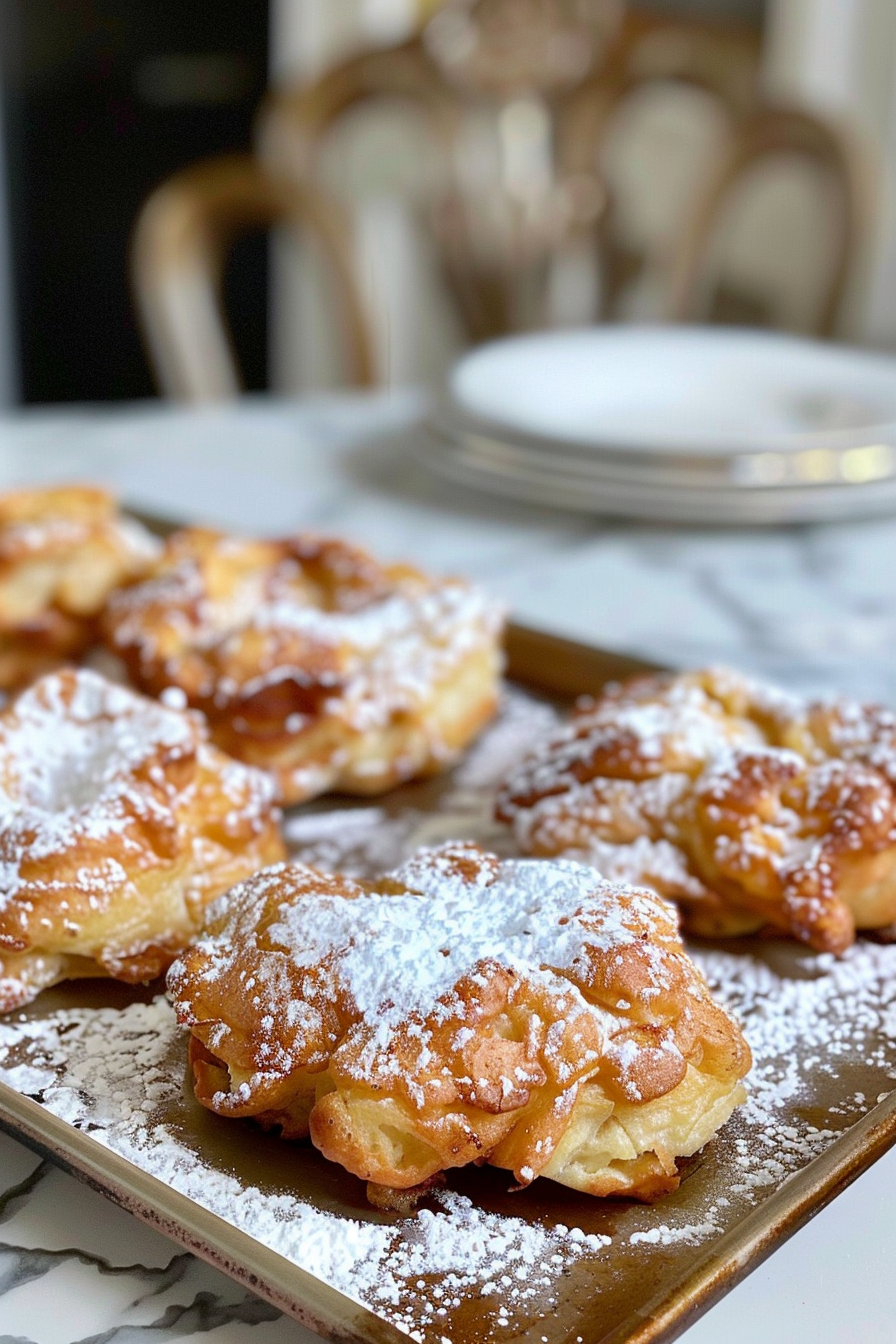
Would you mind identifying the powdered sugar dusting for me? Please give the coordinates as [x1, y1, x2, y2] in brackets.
[284, 807, 428, 878]
[106, 532, 505, 736]
[253, 583, 500, 734]
[2, 930, 896, 1337]
[0, 669, 197, 913]
[2, 668, 192, 815]
[280, 687, 563, 876]
[452, 691, 560, 792]
[495, 670, 896, 955]
[277, 689, 896, 1245]
[697, 939, 896, 1196]
[0, 995, 611, 1339]
[2, 690, 896, 1340]
[257, 853, 660, 1043]
[0, 667, 281, 1012]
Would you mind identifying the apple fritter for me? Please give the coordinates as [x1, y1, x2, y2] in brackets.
[102, 528, 504, 804]
[0, 668, 284, 1010]
[496, 667, 896, 953]
[0, 484, 160, 689]
[168, 841, 750, 1203]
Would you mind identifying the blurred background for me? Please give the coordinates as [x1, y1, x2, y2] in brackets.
[0, 0, 894, 407]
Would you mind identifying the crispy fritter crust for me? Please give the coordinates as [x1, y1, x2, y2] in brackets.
[168, 842, 750, 1201]
[0, 484, 160, 689]
[496, 668, 896, 953]
[102, 528, 504, 804]
[0, 668, 285, 1010]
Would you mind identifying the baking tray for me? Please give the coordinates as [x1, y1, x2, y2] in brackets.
[2, 614, 896, 1344]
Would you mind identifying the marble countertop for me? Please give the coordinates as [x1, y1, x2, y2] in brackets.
[2, 390, 896, 1344]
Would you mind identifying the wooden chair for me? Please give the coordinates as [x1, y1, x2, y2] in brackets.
[135, 8, 868, 399]
[562, 11, 760, 170]
[257, 1, 623, 347]
[665, 106, 872, 337]
[132, 152, 376, 401]
[557, 19, 867, 337]
[559, 11, 763, 321]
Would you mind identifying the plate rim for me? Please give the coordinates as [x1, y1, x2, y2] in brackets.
[416, 425, 896, 525]
[444, 325, 896, 461]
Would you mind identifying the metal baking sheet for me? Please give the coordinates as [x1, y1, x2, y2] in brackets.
[2, 621, 896, 1344]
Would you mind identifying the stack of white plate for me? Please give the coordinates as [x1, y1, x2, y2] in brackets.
[419, 327, 896, 524]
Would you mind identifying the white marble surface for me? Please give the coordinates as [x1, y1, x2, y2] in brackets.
[2, 390, 896, 1343]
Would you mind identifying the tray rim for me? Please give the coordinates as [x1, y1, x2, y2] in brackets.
[0, 1082, 402, 1344]
[1, 618, 896, 1344]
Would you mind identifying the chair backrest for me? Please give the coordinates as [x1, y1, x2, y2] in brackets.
[257, 2, 622, 354]
[562, 11, 760, 160]
[559, 12, 762, 322]
[665, 106, 871, 337]
[132, 152, 376, 401]
[143, 12, 867, 399]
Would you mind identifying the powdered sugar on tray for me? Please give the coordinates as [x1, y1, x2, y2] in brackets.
[3, 933, 896, 1337]
[281, 687, 562, 876]
[0, 995, 610, 1339]
[3, 688, 896, 1341]
[695, 939, 896, 1197]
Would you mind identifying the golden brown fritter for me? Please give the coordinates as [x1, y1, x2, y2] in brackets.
[0, 668, 284, 1010]
[103, 528, 504, 804]
[496, 668, 896, 953]
[168, 842, 750, 1203]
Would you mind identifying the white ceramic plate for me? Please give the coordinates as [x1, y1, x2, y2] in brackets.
[416, 424, 896, 525]
[425, 327, 896, 521]
[447, 327, 896, 458]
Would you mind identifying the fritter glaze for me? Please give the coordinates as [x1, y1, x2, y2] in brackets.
[0, 484, 160, 689]
[102, 528, 504, 804]
[168, 842, 750, 1203]
[496, 667, 896, 954]
[0, 668, 284, 1010]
